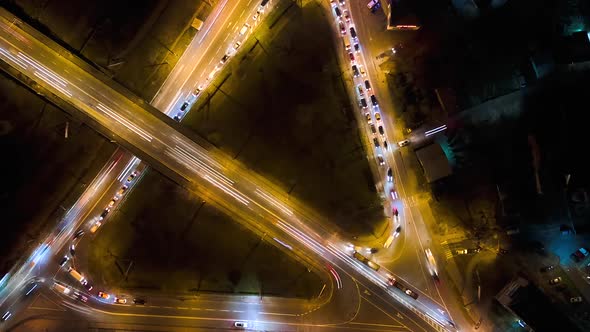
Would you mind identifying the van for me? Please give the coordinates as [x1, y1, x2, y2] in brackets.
[239, 23, 250, 36]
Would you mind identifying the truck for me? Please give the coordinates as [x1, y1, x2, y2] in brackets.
[67, 267, 87, 285]
[353, 251, 380, 271]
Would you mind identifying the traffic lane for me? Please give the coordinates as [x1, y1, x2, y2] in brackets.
[157, 0, 271, 115]
[153, 0, 249, 113]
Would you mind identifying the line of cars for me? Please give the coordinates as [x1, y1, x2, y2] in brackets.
[174, 0, 271, 124]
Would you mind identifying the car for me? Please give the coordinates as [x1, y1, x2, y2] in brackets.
[370, 124, 376, 135]
[116, 185, 128, 196]
[540, 265, 555, 273]
[350, 27, 357, 39]
[354, 43, 360, 53]
[343, 10, 351, 22]
[220, 55, 230, 64]
[74, 230, 85, 239]
[456, 248, 468, 255]
[383, 140, 388, 150]
[70, 244, 76, 256]
[239, 23, 250, 35]
[360, 98, 368, 109]
[234, 321, 248, 328]
[98, 291, 110, 299]
[373, 137, 380, 148]
[114, 297, 127, 304]
[334, 6, 341, 18]
[133, 298, 146, 305]
[253, 11, 260, 21]
[571, 296, 583, 303]
[59, 255, 69, 267]
[374, 112, 381, 122]
[425, 249, 439, 281]
[173, 115, 180, 121]
[352, 65, 360, 77]
[378, 126, 385, 137]
[571, 247, 589, 262]
[370, 95, 378, 107]
[359, 65, 366, 76]
[180, 102, 189, 111]
[74, 291, 88, 303]
[365, 113, 372, 124]
[387, 168, 393, 182]
[338, 0, 345, 5]
[377, 155, 385, 165]
[348, 52, 355, 63]
[89, 221, 102, 234]
[398, 139, 410, 147]
[84, 283, 93, 291]
[99, 208, 110, 221]
[107, 198, 118, 208]
[364, 80, 371, 90]
[390, 189, 399, 200]
[233, 41, 242, 50]
[549, 277, 562, 285]
[367, 0, 379, 9]
[392, 208, 399, 216]
[126, 171, 138, 182]
[394, 226, 401, 238]
[357, 85, 364, 97]
[193, 86, 203, 97]
[1, 311, 11, 322]
[339, 21, 346, 34]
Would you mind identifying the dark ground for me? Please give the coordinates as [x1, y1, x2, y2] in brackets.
[88, 170, 325, 298]
[0, 74, 115, 275]
[185, 0, 385, 238]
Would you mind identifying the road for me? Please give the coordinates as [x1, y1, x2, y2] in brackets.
[340, 1, 471, 330]
[0, 1, 458, 331]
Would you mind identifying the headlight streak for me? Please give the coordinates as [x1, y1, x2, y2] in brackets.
[172, 135, 223, 170]
[0, 47, 27, 69]
[117, 156, 140, 182]
[255, 188, 293, 216]
[172, 146, 233, 187]
[276, 220, 325, 255]
[203, 175, 249, 205]
[96, 103, 153, 142]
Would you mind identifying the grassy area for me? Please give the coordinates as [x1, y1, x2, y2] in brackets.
[88, 170, 324, 298]
[10, 0, 212, 100]
[184, 0, 384, 237]
[0, 75, 115, 275]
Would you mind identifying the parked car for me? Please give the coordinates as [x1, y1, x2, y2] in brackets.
[571, 248, 589, 262]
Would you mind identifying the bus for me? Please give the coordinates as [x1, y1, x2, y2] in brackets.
[353, 251, 380, 271]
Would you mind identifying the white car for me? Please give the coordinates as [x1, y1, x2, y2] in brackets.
[239, 23, 250, 36]
[234, 321, 248, 328]
[571, 296, 583, 303]
[425, 249, 439, 281]
[398, 139, 410, 147]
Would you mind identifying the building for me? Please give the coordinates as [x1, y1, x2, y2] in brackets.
[415, 143, 452, 183]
